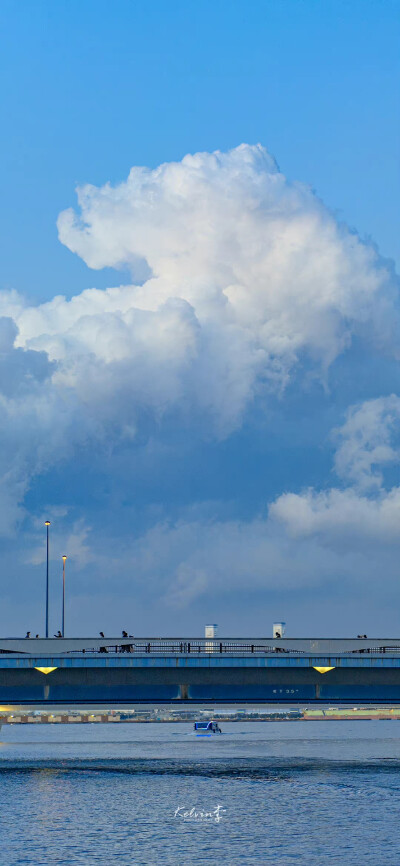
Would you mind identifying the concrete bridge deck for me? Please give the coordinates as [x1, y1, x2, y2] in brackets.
[1, 637, 400, 706]
[2, 636, 400, 655]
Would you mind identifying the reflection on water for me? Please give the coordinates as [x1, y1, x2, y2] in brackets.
[1, 721, 400, 865]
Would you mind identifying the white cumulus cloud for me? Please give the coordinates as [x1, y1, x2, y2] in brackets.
[0, 142, 399, 572]
[333, 395, 400, 490]
[8, 143, 398, 437]
[270, 395, 400, 552]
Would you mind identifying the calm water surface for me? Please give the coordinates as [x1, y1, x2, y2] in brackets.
[1, 719, 400, 865]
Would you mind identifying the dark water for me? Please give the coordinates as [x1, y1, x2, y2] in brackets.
[1, 720, 400, 865]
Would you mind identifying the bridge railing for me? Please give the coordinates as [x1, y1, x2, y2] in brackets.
[3, 635, 400, 656]
[65, 641, 400, 656]
[68, 640, 307, 655]
[348, 645, 400, 654]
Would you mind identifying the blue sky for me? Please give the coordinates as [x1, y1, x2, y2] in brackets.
[1, 0, 399, 300]
[0, 0, 399, 637]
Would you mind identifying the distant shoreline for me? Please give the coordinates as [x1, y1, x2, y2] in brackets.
[3, 709, 400, 724]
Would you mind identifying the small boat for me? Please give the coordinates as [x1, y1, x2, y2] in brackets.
[193, 721, 222, 736]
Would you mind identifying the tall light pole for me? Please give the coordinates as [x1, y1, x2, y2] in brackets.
[45, 521, 51, 638]
[62, 556, 67, 638]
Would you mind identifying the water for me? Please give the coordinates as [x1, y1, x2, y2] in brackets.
[1, 720, 400, 864]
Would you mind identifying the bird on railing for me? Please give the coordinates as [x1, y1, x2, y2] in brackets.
[122, 630, 128, 638]
[99, 632, 105, 638]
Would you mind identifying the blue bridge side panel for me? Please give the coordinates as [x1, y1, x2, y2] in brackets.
[0, 686, 45, 702]
[320, 685, 400, 701]
[48, 685, 181, 701]
[189, 685, 316, 701]
[0, 685, 181, 702]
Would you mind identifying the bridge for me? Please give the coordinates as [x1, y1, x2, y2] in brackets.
[1, 636, 400, 708]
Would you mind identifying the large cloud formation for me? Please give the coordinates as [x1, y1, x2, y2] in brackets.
[1, 144, 400, 633]
[271, 395, 400, 544]
[5, 144, 398, 434]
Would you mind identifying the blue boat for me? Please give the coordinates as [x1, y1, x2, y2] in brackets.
[193, 721, 222, 735]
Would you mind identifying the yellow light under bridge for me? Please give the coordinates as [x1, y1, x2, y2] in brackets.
[313, 666, 335, 674]
[34, 667, 58, 675]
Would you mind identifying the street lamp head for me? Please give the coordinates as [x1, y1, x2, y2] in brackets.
[62, 555, 67, 562]
[45, 521, 51, 526]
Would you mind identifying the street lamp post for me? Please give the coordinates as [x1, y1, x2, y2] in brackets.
[62, 556, 67, 638]
[45, 521, 51, 638]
